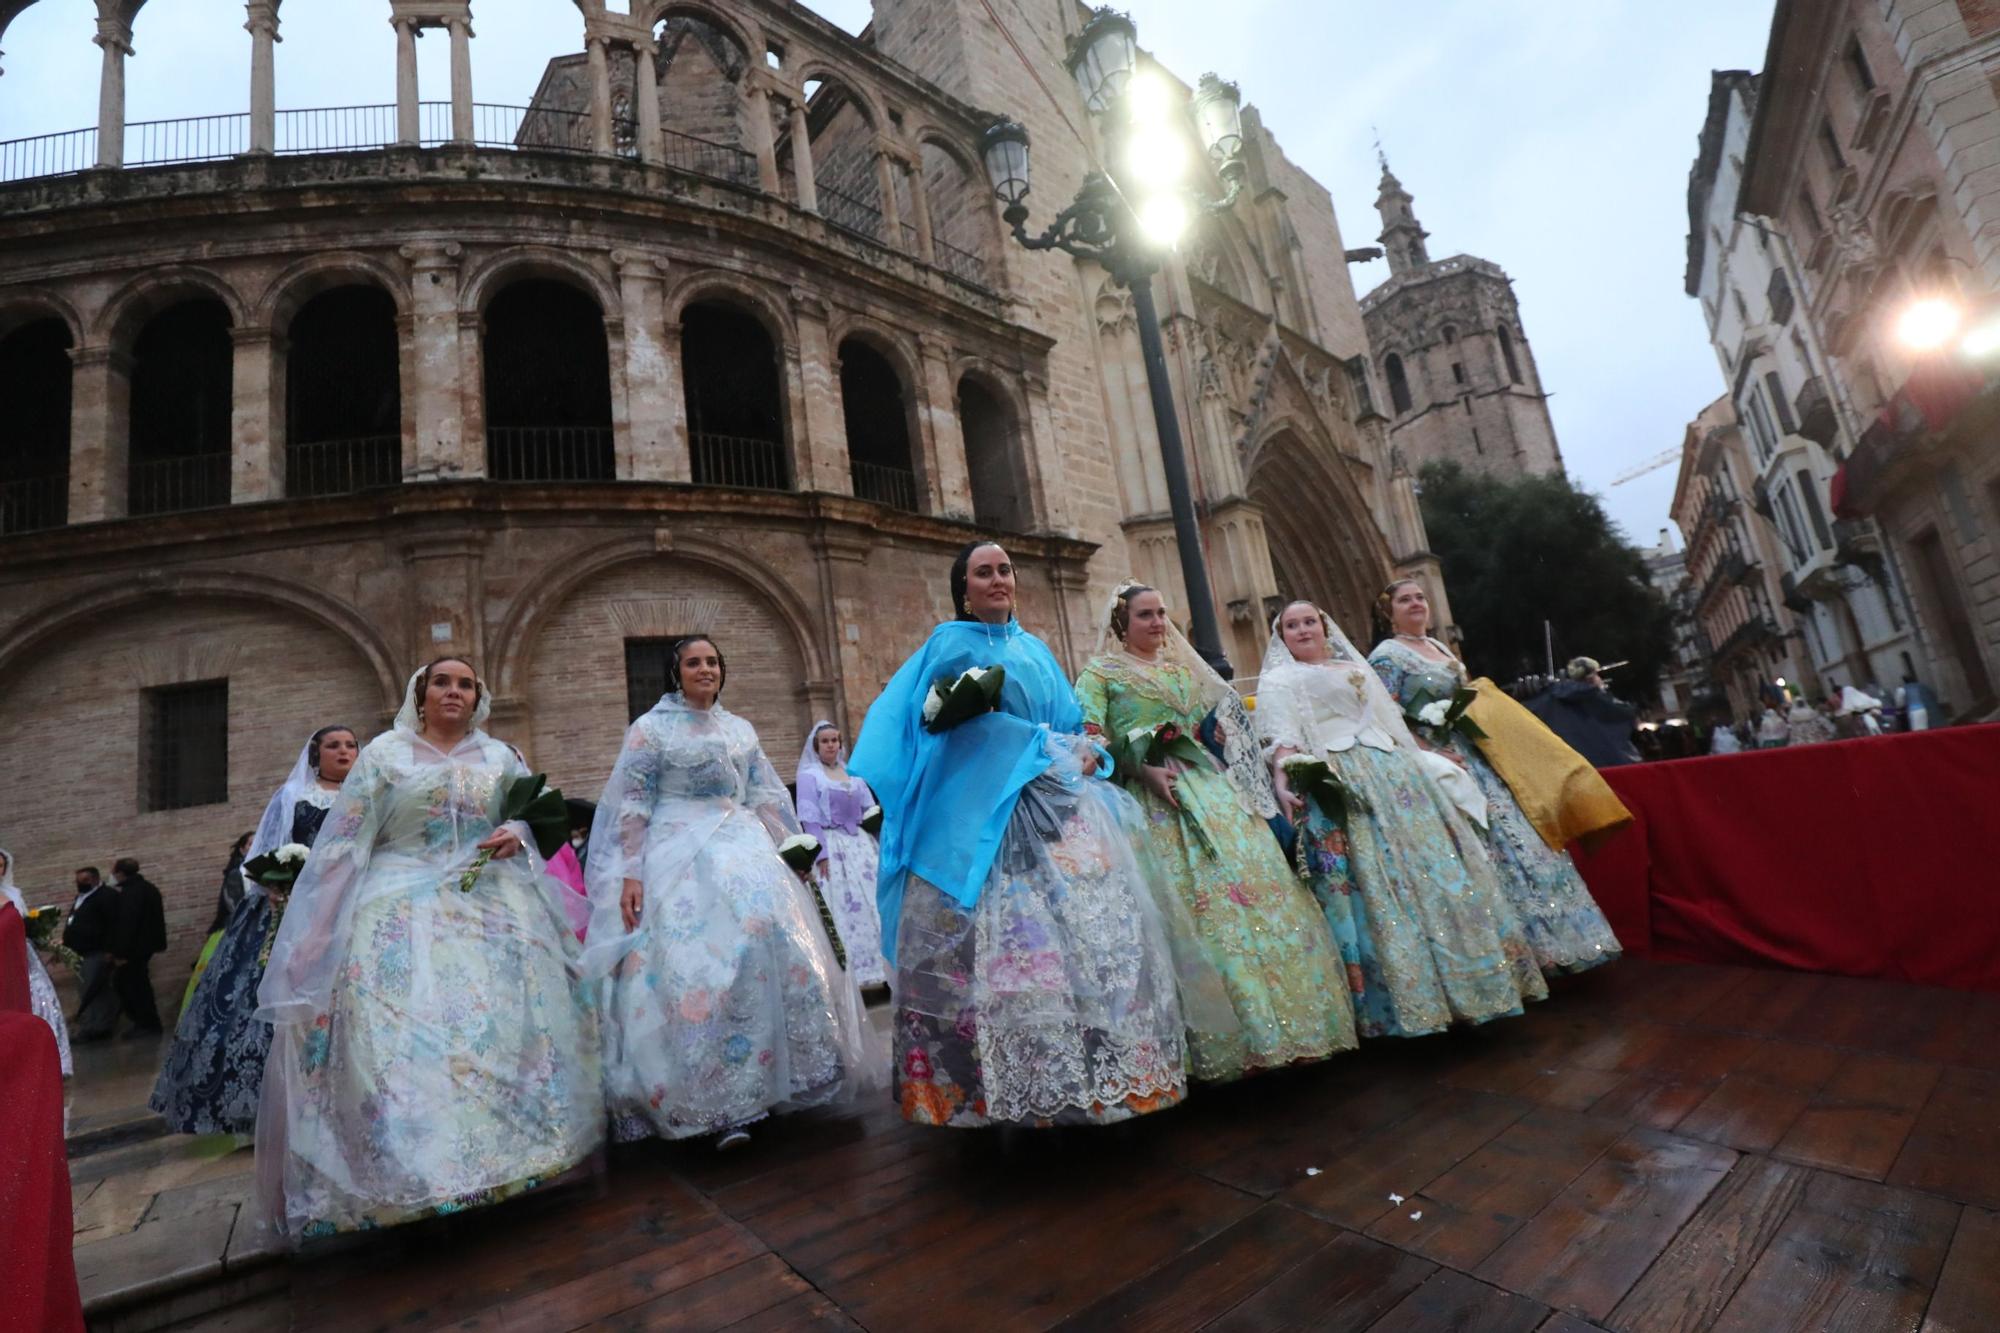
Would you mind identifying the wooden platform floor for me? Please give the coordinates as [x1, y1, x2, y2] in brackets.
[181, 958, 2000, 1333]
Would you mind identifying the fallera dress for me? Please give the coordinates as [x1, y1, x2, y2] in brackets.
[1076, 650, 1357, 1081]
[579, 693, 868, 1143]
[1369, 637, 1622, 975]
[795, 723, 890, 987]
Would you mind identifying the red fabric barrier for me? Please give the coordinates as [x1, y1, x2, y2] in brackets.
[0, 906, 29, 1014]
[0, 1013, 84, 1332]
[1572, 723, 2000, 992]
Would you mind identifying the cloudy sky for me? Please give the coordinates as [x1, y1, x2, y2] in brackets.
[0, 0, 1775, 548]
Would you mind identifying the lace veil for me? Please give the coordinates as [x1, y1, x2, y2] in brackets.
[794, 719, 846, 828]
[245, 737, 322, 870]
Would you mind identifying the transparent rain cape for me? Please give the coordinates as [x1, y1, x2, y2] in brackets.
[243, 735, 336, 901]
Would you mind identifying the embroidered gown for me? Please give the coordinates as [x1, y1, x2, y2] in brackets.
[1370, 639, 1622, 975]
[256, 729, 603, 1238]
[580, 695, 867, 1142]
[797, 768, 889, 987]
[1075, 655, 1357, 1080]
[151, 791, 334, 1136]
[1255, 656, 1547, 1037]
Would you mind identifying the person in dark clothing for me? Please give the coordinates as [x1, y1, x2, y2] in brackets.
[209, 833, 253, 936]
[63, 867, 121, 1041]
[109, 857, 168, 1037]
[1524, 657, 1643, 768]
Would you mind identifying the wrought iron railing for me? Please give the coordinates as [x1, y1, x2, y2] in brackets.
[486, 425, 615, 482]
[932, 234, 989, 286]
[0, 473, 68, 534]
[663, 127, 757, 186]
[851, 459, 920, 512]
[815, 179, 885, 241]
[0, 126, 94, 182]
[287, 435, 401, 498]
[130, 453, 231, 516]
[690, 432, 788, 491]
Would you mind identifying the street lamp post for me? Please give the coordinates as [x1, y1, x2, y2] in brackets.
[979, 9, 1247, 677]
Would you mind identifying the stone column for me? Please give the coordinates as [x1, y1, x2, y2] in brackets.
[1020, 370, 1074, 534]
[633, 39, 663, 165]
[615, 252, 684, 481]
[93, 13, 133, 169]
[903, 156, 935, 263]
[809, 528, 877, 724]
[916, 335, 971, 518]
[447, 16, 474, 145]
[400, 532, 487, 669]
[393, 18, 420, 146]
[873, 144, 903, 246]
[745, 81, 781, 194]
[245, 1, 280, 154]
[789, 288, 847, 493]
[67, 346, 131, 522]
[586, 36, 613, 156]
[400, 242, 470, 479]
[230, 327, 285, 503]
[789, 99, 818, 213]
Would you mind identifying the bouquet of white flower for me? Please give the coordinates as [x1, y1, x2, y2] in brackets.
[778, 833, 822, 877]
[1405, 685, 1485, 744]
[243, 842, 318, 966]
[921, 664, 1006, 733]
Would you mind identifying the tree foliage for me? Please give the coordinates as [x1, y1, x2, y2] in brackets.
[1415, 461, 1675, 702]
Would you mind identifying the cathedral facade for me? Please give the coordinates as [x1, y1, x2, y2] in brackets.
[1359, 164, 1565, 479]
[0, 0, 1443, 999]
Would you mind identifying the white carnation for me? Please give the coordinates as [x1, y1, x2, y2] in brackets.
[779, 833, 821, 856]
[275, 843, 311, 865]
[921, 685, 945, 724]
[1417, 701, 1451, 727]
[862, 804, 881, 820]
[1125, 725, 1155, 748]
[964, 667, 990, 683]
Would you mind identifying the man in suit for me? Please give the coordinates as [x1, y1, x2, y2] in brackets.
[109, 857, 167, 1037]
[63, 867, 120, 1042]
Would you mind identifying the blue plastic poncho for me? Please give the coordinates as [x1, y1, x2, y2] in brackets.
[848, 618, 1097, 965]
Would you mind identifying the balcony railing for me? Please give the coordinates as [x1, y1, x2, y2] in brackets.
[851, 459, 920, 513]
[816, 179, 885, 242]
[690, 432, 788, 491]
[1716, 616, 1779, 661]
[0, 473, 68, 534]
[662, 127, 756, 186]
[486, 426, 614, 482]
[287, 435, 401, 499]
[130, 453, 231, 516]
[932, 234, 989, 286]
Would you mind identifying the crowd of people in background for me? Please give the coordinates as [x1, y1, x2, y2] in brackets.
[1702, 672, 1944, 756]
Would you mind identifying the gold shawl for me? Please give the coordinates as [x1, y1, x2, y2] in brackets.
[1463, 677, 1633, 851]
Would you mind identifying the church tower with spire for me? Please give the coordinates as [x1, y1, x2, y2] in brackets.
[1359, 160, 1564, 478]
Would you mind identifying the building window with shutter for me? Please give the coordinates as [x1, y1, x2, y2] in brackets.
[625, 638, 682, 722]
[144, 680, 229, 811]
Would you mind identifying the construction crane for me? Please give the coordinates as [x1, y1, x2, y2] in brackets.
[1610, 447, 1682, 487]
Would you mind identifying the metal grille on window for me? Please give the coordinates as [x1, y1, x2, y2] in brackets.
[624, 638, 679, 721]
[146, 680, 229, 811]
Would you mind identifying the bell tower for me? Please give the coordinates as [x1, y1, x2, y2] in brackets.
[1375, 159, 1430, 277]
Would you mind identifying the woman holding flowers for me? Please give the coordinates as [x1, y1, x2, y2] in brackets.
[256, 659, 602, 1239]
[581, 637, 867, 1151]
[1, 847, 72, 1077]
[152, 726, 359, 1136]
[1258, 603, 1546, 1037]
[850, 542, 1216, 1129]
[794, 721, 888, 988]
[1074, 584, 1355, 1082]
[1370, 581, 1621, 975]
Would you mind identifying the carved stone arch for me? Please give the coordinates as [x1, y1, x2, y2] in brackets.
[0, 570, 403, 708]
[0, 285, 85, 343]
[92, 265, 248, 345]
[1245, 420, 1392, 635]
[254, 251, 411, 335]
[664, 270, 796, 350]
[458, 246, 621, 321]
[1188, 211, 1272, 315]
[950, 354, 1031, 419]
[827, 314, 921, 390]
[790, 60, 886, 128]
[648, 1, 758, 80]
[487, 531, 830, 701]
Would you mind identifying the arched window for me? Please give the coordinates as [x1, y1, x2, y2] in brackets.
[1497, 325, 1523, 384]
[130, 299, 233, 516]
[287, 286, 401, 497]
[682, 300, 788, 489]
[790, 78, 884, 241]
[652, 11, 757, 186]
[1384, 352, 1413, 415]
[839, 338, 919, 512]
[0, 318, 72, 533]
[959, 375, 1031, 532]
[921, 141, 992, 284]
[483, 279, 613, 481]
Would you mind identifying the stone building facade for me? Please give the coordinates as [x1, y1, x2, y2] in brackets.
[0, 0, 1442, 1011]
[1358, 164, 1565, 479]
[1740, 0, 2000, 720]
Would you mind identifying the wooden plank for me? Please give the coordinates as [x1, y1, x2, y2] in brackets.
[1537, 1317, 1607, 1333]
[1283, 1090, 1529, 1229]
[1515, 1066, 1627, 1113]
[1179, 1068, 1440, 1198]
[1200, 1229, 1435, 1333]
[1707, 1169, 1959, 1333]
[1944, 993, 2000, 1072]
[1697, 969, 1825, 1038]
[1366, 1107, 1623, 1270]
[717, 1291, 863, 1332]
[1673, 1042, 1844, 1153]
[1776, 1053, 1942, 1182]
[1890, 1067, 2000, 1210]
[1474, 1129, 1736, 1321]
[583, 1254, 812, 1332]
[1363, 1268, 1547, 1333]
[1050, 1202, 1340, 1332]
[447, 1222, 768, 1331]
[1606, 1156, 1808, 1333]
[1922, 1206, 2000, 1333]
[1584, 1075, 1711, 1132]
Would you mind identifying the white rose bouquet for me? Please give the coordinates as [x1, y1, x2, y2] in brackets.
[243, 842, 317, 966]
[922, 664, 1007, 733]
[1404, 685, 1485, 745]
[778, 833, 822, 877]
[859, 804, 883, 836]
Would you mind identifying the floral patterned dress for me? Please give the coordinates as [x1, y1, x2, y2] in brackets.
[1076, 655, 1357, 1081]
[798, 775, 889, 987]
[258, 731, 603, 1237]
[1370, 639, 1622, 975]
[1256, 659, 1548, 1037]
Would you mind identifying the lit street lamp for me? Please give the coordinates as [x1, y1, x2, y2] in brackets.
[980, 8, 1247, 677]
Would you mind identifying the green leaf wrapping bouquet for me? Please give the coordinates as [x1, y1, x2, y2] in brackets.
[457, 773, 570, 893]
[1407, 684, 1487, 745]
[243, 841, 312, 967]
[1276, 753, 1371, 882]
[22, 905, 83, 975]
[921, 665, 1006, 732]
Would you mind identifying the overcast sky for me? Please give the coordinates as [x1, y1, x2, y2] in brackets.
[0, 0, 1775, 548]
